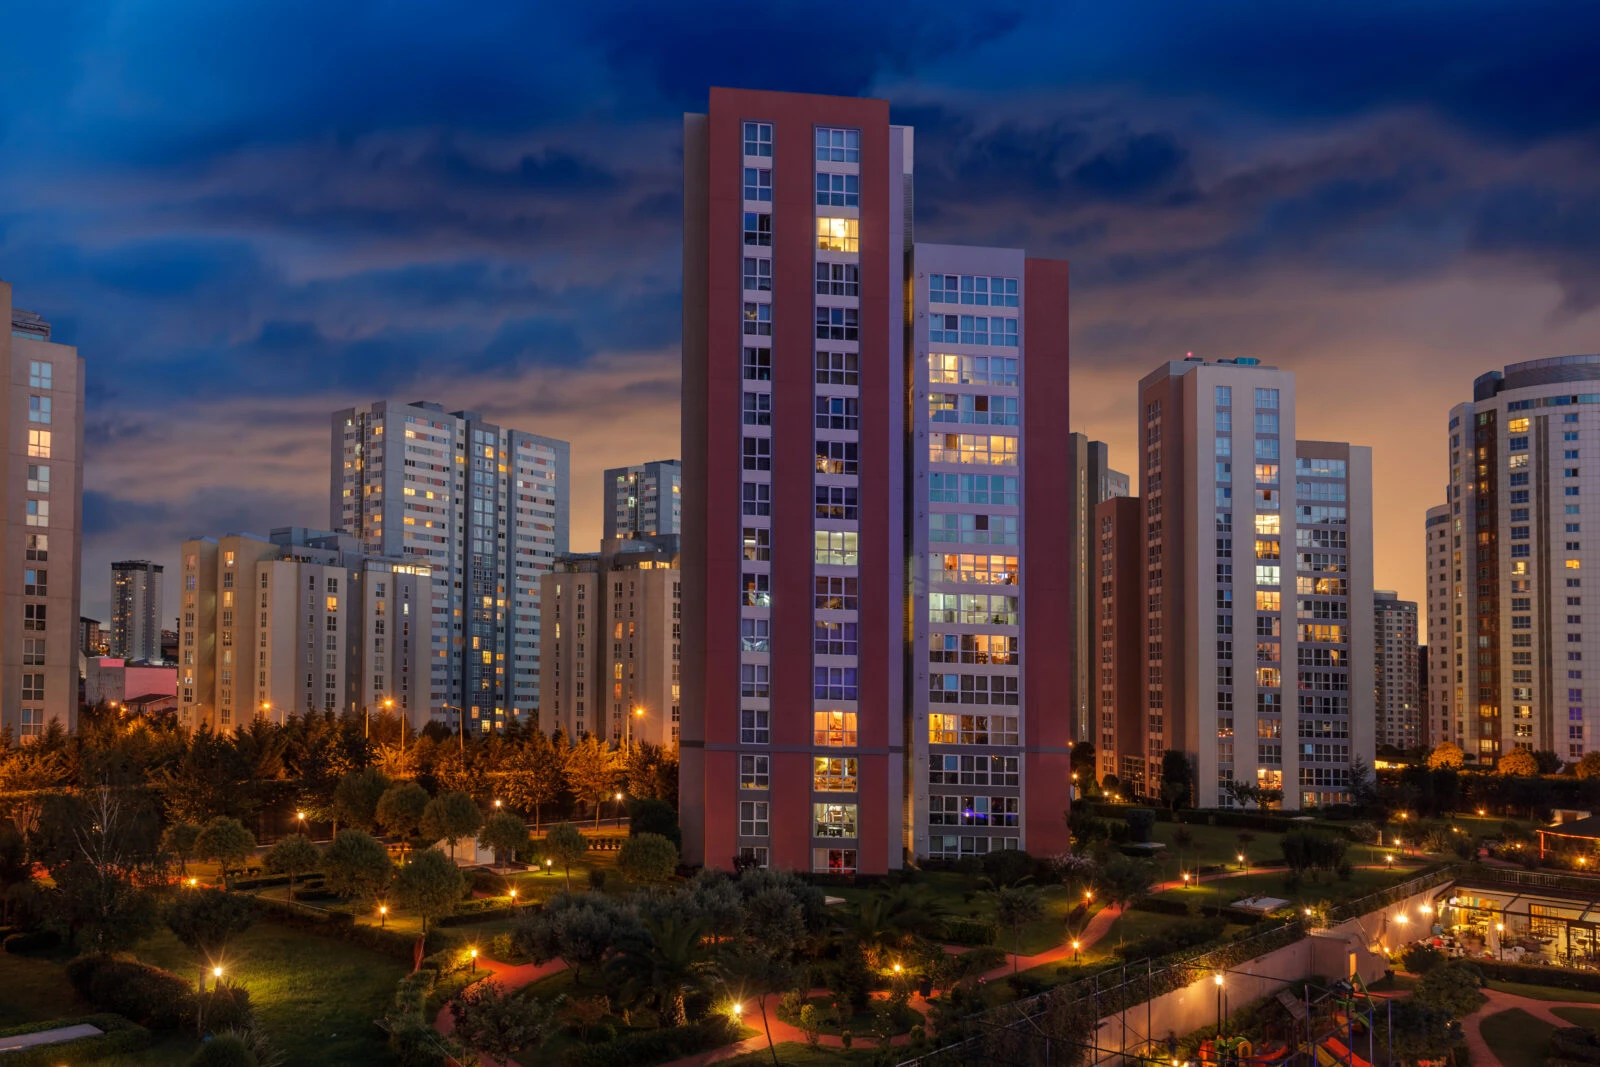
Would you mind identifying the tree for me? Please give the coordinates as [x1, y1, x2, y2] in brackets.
[262, 834, 319, 901]
[543, 823, 588, 890]
[421, 791, 482, 861]
[1579, 751, 1600, 780]
[322, 829, 393, 906]
[501, 731, 567, 831]
[165, 889, 256, 992]
[1224, 779, 1260, 810]
[331, 767, 392, 834]
[162, 821, 203, 876]
[565, 735, 621, 828]
[986, 884, 1044, 974]
[628, 797, 681, 846]
[1381, 999, 1461, 1065]
[1280, 831, 1347, 882]
[606, 914, 712, 1026]
[450, 978, 561, 1067]
[1427, 743, 1466, 770]
[1159, 750, 1192, 810]
[394, 848, 466, 934]
[1414, 960, 1487, 1018]
[717, 946, 799, 1067]
[512, 891, 635, 982]
[195, 817, 256, 890]
[1095, 856, 1154, 933]
[41, 786, 161, 954]
[479, 811, 530, 870]
[1499, 748, 1540, 778]
[375, 781, 429, 861]
[618, 833, 679, 886]
[1534, 749, 1564, 775]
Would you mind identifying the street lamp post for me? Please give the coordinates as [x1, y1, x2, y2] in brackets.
[379, 904, 388, 928]
[614, 791, 624, 825]
[1214, 972, 1225, 1046]
[443, 703, 466, 755]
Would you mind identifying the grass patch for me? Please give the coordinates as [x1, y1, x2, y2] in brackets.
[1554, 1006, 1600, 1029]
[1479, 1007, 1556, 1067]
[130, 922, 406, 1065]
[1488, 980, 1600, 1003]
[0, 952, 90, 1027]
[1149, 864, 1418, 912]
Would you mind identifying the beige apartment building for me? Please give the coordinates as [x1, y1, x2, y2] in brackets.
[178, 528, 433, 731]
[539, 537, 681, 748]
[0, 283, 83, 738]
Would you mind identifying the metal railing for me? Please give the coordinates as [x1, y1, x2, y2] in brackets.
[1326, 865, 1458, 922]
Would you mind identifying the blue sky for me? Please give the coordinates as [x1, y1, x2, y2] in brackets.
[5, 0, 1600, 621]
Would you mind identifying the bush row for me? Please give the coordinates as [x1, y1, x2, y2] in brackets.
[937, 917, 998, 946]
[0, 1013, 151, 1067]
[252, 894, 444, 960]
[65, 956, 194, 1030]
[563, 1015, 742, 1067]
[1473, 959, 1600, 993]
[1130, 897, 1267, 925]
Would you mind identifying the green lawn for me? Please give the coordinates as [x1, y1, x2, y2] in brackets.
[0, 952, 89, 1027]
[1480, 1008, 1556, 1067]
[131, 922, 407, 1066]
[1554, 1006, 1600, 1029]
[1151, 821, 1288, 873]
[1488, 980, 1600, 1003]
[1149, 863, 1421, 912]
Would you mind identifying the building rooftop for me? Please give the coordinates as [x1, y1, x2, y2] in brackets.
[10, 307, 50, 341]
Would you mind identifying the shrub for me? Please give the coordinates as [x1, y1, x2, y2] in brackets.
[587, 869, 607, 890]
[1401, 943, 1446, 975]
[1125, 808, 1156, 844]
[188, 1032, 256, 1067]
[1550, 1027, 1600, 1065]
[628, 797, 681, 846]
[3, 929, 61, 954]
[194, 984, 255, 1033]
[65, 954, 194, 1030]
[617, 832, 679, 885]
[1119, 917, 1226, 963]
[938, 917, 998, 945]
[560, 1013, 739, 1067]
[0, 1014, 152, 1067]
[980, 848, 1036, 888]
[1474, 959, 1600, 993]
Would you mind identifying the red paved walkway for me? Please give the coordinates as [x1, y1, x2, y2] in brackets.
[1460, 987, 1600, 1066]
[433, 956, 568, 1067]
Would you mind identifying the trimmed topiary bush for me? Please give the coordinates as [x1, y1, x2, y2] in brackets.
[65, 954, 194, 1030]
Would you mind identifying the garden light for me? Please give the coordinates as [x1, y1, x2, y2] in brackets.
[1213, 973, 1223, 987]
[731, 1002, 743, 1019]
[213, 966, 223, 979]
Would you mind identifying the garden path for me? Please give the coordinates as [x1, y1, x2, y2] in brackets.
[1459, 987, 1598, 1066]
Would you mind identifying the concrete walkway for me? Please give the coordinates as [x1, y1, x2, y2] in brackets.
[1460, 987, 1600, 1066]
[0, 1022, 104, 1053]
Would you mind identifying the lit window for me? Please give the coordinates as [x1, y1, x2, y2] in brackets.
[817, 217, 859, 253]
[814, 711, 858, 746]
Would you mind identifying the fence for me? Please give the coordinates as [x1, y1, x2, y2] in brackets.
[1325, 864, 1458, 922]
[898, 921, 1306, 1067]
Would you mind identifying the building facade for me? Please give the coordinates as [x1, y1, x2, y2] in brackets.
[1424, 503, 1453, 750]
[539, 536, 681, 748]
[0, 284, 83, 738]
[110, 559, 164, 662]
[1094, 494, 1144, 789]
[177, 528, 433, 732]
[1436, 356, 1600, 766]
[680, 88, 1071, 874]
[1136, 357, 1374, 810]
[1374, 591, 1421, 751]
[603, 460, 682, 539]
[331, 401, 569, 732]
[1067, 433, 1128, 745]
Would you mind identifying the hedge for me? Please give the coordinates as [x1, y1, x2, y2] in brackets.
[563, 1016, 741, 1067]
[1551, 1028, 1600, 1066]
[1474, 959, 1600, 993]
[937, 917, 998, 946]
[64, 956, 193, 1030]
[3, 929, 62, 953]
[1132, 898, 1267, 925]
[252, 895, 442, 960]
[0, 1013, 151, 1067]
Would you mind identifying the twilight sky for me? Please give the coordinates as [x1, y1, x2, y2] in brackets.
[5, 2, 1600, 627]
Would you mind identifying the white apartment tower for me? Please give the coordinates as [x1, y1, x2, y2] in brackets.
[177, 528, 432, 731]
[331, 401, 569, 733]
[1424, 504, 1453, 749]
[1436, 356, 1600, 766]
[110, 559, 164, 662]
[1138, 357, 1375, 810]
[0, 284, 83, 738]
[1374, 591, 1420, 751]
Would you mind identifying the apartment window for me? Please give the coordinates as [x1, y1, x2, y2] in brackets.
[743, 212, 772, 247]
[28, 361, 51, 389]
[743, 302, 772, 336]
[815, 396, 859, 430]
[1255, 388, 1279, 409]
[815, 485, 859, 521]
[741, 708, 770, 745]
[929, 275, 1020, 307]
[814, 666, 859, 701]
[815, 306, 859, 341]
[817, 217, 859, 252]
[740, 618, 770, 652]
[27, 396, 50, 424]
[27, 430, 50, 458]
[928, 713, 1020, 746]
[814, 351, 859, 386]
[24, 569, 46, 596]
[816, 172, 859, 207]
[21, 673, 44, 702]
[742, 347, 772, 381]
[813, 619, 859, 655]
[743, 167, 772, 202]
[814, 848, 857, 874]
[742, 572, 771, 607]
[816, 127, 860, 162]
[743, 122, 772, 157]
[815, 576, 858, 611]
[23, 638, 44, 666]
[743, 391, 771, 426]
[743, 257, 772, 291]
[814, 757, 858, 792]
[816, 440, 859, 475]
[26, 465, 48, 493]
[814, 802, 858, 838]
[814, 710, 858, 746]
[741, 482, 771, 517]
[739, 801, 770, 837]
[816, 263, 860, 296]
[929, 314, 1019, 347]
[25, 499, 48, 527]
[740, 754, 770, 789]
[740, 664, 769, 699]
[26, 535, 47, 561]
[24, 603, 45, 631]
[742, 436, 772, 471]
[742, 527, 771, 561]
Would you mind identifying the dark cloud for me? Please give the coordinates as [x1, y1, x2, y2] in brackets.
[1470, 188, 1600, 315]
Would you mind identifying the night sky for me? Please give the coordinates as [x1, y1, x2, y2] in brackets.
[5, 2, 1600, 626]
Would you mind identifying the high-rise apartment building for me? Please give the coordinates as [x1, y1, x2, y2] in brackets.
[1135, 357, 1374, 809]
[331, 401, 569, 732]
[177, 528, 433, 731]
[540, 536, 681, 747]
[0, 284, 83, 739]
[604, 460, 682, 539]
[110, 559, 164, 662]
[1434, 355, 1600, 765]
[1094, 495, 1143, 787]
[1424, 504, 1452, 749]
[680, 88, 1071, 874]
[1374, 591, 1420, 751]
[1067, 434, 1129, 744]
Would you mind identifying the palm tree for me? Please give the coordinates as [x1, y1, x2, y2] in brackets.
[984, 883, 1044, 974]
[847, 885, 950, 961]
[606, 915, 713, 1027]
[717, 947, 799, 1067]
